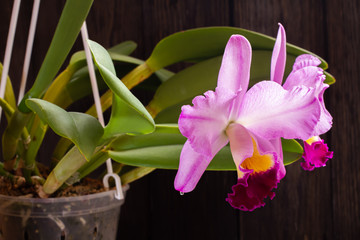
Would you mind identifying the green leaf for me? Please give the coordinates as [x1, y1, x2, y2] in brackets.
[88, 40, 155, 137]
[324, 72, 336, 85]
[77, 124, 181, 178]
[109, 124, 302, 170]
[65, 54, 173, 108]
[68, 40, 138, 73]
[282, 138, 304, 165]
[103, 94, 155, 138]
[148, 51, 297, 118]
[154, 68, 175, 82]
[43, 146, 88, 194]
[145, 27, 329, 71]
[118, 27, 332, 95]
[0, 63, 17, 110]
[107, 41, 138, 55]
[120, 167, 155, 185]
[19, 0, 94, 112]
[110, 124, 185, 151]
[26, 99, 103, 160]
[109, 144, 235, 170]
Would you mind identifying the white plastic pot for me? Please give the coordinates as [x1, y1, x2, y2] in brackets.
[0, 190, 125, 240]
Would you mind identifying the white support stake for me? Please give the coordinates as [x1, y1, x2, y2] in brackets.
[18, 0, 41, 103]
[80, 22, 124, 200]
[0, 0, 21, 122]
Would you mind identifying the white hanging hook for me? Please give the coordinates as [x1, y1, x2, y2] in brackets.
[80, 22, 123, 200]
[0, 0, 21, 122]
[18, 0, 41, 103]
[103, 173, 124, 200]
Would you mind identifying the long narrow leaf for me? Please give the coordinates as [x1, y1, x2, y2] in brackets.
[147, 51, 296, 118]
[0, 63, 17, 109]
[18, 0, 94, 112]
[108, 124, 302, 170]
[145, 27, 329, 71]
[120, 26, 333, 95]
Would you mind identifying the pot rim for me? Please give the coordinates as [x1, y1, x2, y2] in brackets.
[0, 189, 119, 203]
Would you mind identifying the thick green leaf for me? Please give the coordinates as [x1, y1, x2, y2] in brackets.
[107, 41, 138, 55]
[78, 124, 181, 178]
[120, 167, 155, 185]
[119, 27, 332, 95]
[88, 40, 155, 137]
[26, 99, 103, 160]
[65, 54, 173, 107]
[108, 124, 301, 170]
[282, 138, 304, 165]
[148, 51, 296, 117]
[154, 100, 186, 123]
[146, 27, 328, 71]
[103, 94, 155, 138]
[0, 63, 17, 110]
[19, 0, 94, 112]
[154, 68, 175, 82]
[110, 124, 185, 151]
[43, 146, 88, 194]
[324, 72, 336, 85]
[109, 145, 235, 170]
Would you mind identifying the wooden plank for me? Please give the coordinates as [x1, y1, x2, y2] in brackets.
[233, 0, 333, 239]
[137, 1, 238, 239]
[326, 0, 360, 238]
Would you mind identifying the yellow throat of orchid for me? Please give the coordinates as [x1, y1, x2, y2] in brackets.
[240, 139, 274, 176]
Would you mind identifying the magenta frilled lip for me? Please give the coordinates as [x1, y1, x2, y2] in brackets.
[226, 162, 281, 211]
[301, 139, 333, 171]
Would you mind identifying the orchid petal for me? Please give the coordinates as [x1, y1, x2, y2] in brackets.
[292, 54, 322, 71]
[217, 35, 252, 100]
[178, 87, 233, 156]
[284, 66, 332, 135]
[174, 140, 221, 192]
[283, 66, 325, 90]
[226, 123, 254, 175]
[238, 81, 320, 140]
[271, 23, 286, 84]
[312, 86, 332, 135]
[270, 138, 286, 179]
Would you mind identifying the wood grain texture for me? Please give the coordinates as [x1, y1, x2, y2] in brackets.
[0, 0, 359, 239]
[233, 1, 333, 239]
[326, 0, 360, 239]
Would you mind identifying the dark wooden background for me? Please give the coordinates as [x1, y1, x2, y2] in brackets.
[1, 0, 359, 239]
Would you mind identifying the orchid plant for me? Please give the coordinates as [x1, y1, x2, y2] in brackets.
[0, 0, 334, 210]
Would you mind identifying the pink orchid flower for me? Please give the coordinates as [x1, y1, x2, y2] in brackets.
[271, 24, 333, 171]
[174, 29, 323, 211]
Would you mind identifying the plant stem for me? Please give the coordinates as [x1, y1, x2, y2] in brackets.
[77, 148, 110, 179]
[0, 97, 15, 120]
[43, 146, 88, 194]
[121, 63, 154, 90]
[2, 110, 32, 170]
[0, 162, 14, 179]
[120, 167, 155, 185]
